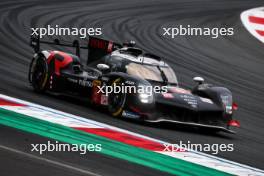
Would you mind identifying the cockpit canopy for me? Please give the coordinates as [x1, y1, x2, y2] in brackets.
[126, 62, 178, 85]
[105, 48, 178, 85]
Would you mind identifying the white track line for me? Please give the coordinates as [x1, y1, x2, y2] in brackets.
[0, 144, 101, 176]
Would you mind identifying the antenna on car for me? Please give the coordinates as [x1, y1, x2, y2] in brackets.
[30, 35, 40, 53]
[73, 40, 80, 57]
[54, 39, 60, 44]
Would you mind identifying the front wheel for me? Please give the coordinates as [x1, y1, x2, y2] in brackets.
[29, 56, 49, 93]
[108, 78, 126, 117]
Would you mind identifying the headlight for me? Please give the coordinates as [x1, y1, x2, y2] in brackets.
[138, 84, 154, 104]
[139, 93, 153, 103]
[220, 95, 232, 114]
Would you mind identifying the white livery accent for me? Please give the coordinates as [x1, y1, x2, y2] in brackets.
[41, 50, 51, 58]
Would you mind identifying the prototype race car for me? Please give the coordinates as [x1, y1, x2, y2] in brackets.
[28, 36, 240, 133]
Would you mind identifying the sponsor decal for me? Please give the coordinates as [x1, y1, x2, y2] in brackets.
[100, 77, 109, 81]
[125, 80, 135, 85]
[78, 79, 92, 87]
[67, 77, 78, 83]
[170, 87, 191, 94]
[180, 94, 198, 108]
[122, 111, 140, 119]
[162, 93, 174, 99]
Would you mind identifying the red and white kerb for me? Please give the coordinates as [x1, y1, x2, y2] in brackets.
[241, 7, 264, 44]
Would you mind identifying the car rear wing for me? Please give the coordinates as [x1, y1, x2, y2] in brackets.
[87, 36, 122, 64]
[30, 35, 88, 58]
[30, 35, 122, 64]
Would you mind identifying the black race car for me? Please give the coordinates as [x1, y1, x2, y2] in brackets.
[28, 36, 240, 133]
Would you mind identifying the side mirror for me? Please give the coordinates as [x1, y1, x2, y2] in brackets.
[97, 64, 110, 71]
[73, 65, 82, 74]
[193, 77, 204, 85]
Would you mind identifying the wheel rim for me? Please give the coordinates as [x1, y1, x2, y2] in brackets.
[108, 79, 126, 116]
[32, 58, 48, 90]
[109, 92, 125, 111]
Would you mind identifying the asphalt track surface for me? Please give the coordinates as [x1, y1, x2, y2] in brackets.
[0, 0, 264, 175]
[0, 124, 173, 176]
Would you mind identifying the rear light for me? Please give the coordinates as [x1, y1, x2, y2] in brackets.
[228, 120, 240, 127]
[232, 102, 238, 111]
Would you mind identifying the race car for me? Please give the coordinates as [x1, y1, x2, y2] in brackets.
[28, 36, 240, 133]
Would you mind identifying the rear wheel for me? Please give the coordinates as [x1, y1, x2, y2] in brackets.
[30, 56, 49, 92]
[108, 78, 126, 117]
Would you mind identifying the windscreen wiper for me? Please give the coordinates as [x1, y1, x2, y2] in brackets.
[157, 66, 168, 84]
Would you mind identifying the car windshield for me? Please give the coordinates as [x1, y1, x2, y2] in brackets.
[126, 62, 178, 84]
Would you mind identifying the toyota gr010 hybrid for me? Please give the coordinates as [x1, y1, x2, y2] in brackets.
[28, 36, 240, 133]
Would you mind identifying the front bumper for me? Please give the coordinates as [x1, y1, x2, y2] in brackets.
[143, 103, 238, 133]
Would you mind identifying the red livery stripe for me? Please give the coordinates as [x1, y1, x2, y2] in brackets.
[249, 16, 264, 25]
[47, 51, 73, 76]
[256, 30, 264, 36]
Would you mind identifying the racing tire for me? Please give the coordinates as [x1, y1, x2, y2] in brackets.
[108, 78, 127, 117]
[30, 56, 49, 93]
